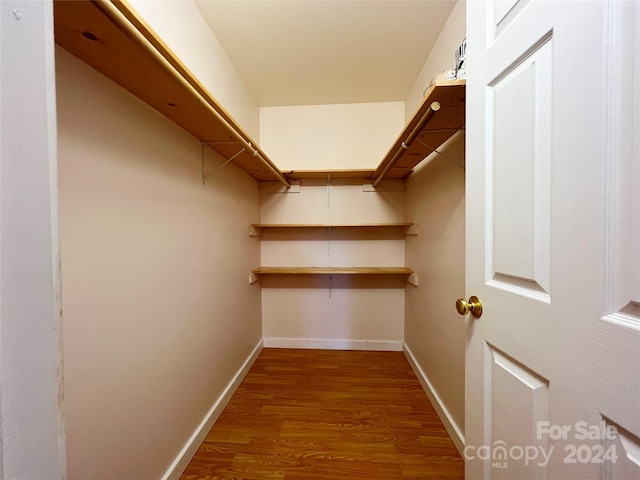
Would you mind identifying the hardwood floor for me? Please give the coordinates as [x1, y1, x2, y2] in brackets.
[180, 348, 464, 479]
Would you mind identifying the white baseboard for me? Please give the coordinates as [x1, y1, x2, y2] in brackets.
[161, 339, 264, 480]
[403, 342, 465, 455]
[263, 337, 403, 351]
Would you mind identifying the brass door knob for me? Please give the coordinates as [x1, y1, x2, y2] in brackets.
[456, 296, 483, 318]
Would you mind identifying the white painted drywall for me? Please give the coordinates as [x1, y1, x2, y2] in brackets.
[0, 2, 66, 478]
[128, 0, 261, 139]
[258, 99, 406, 349]
[403, 0, 467, 445]
[258, 96, 407, 349]
[259, 102, 404, 170]
[260, 182, 406, 349]
[405, 0, 467, 120]
[56, 47, 262, 479]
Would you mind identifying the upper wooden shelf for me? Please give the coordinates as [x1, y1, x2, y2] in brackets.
[283, 169, 376, 180]
[372, 79, 466, 184]
[53, 0, 290, 186]
[53, 1, 464, 189]
[249, 222, 417, 237]
[252, 267, 414, 276]
[251, 223, 413, 229]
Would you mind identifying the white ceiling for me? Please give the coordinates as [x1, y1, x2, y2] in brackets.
[195, 1, 456, 107]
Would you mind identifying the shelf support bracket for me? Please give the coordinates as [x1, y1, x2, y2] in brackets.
[249, 272, 258, 284]
[219, 147, 245, 170]
[201, 140, 243, 184]
[372, 101, 441, 187]
[415, 134, 465, 171]
[408, 273, 419, 287]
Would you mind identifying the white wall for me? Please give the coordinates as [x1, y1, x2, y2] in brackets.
[403, 0, 467, 452]
[0, 2, 66, 478]
[405, 0, 466, 120]
[260, 182, 406, 350]
[128, 0, 260, 139]
[56, 47, 262, 480]
[259, 101, 406, 349]
[260, 102, 404, 170]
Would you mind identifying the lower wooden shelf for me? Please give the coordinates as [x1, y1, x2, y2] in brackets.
[252, 267, 413, 276]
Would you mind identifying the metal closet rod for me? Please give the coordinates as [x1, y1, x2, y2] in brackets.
[372, 101, 441, 187]
[99, 0, 291, 188]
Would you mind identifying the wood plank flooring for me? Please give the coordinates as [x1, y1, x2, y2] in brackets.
[180, 348, 464, 479]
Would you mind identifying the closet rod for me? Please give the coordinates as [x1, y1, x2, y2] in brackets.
[371, 101, 441, 187]
[98, 0, 291, 188]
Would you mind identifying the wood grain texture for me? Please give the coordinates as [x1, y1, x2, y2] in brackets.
[180, 349, 463, 479]
[374, 80, 466, 181]
[53, 0, 288, 184]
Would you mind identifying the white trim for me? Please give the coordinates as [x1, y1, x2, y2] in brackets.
[0, 2, 66, 477]
[161, 340, 264, 480]
[263, 337, 402, 351]
[403, 342, 465, 455]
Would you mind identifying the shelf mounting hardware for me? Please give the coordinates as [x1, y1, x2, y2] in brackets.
[88, 0, 291, 188]
[201, 141, 247, 182]
[372, 101, 441, 187]
[218, 147, 245, 170]
[415, 137, 465, 171]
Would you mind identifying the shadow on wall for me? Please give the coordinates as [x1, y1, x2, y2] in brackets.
[417, 129, 465, 175]
[259, 275, 407, 289]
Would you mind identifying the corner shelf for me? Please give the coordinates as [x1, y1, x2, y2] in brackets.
[53, 0, 289, 186]
[53, 1, 464, 188]
[372, 79, 466, 184]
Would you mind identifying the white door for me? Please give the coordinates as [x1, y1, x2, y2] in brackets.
[465, 1, 640, 479]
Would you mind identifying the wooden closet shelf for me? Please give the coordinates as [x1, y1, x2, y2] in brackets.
[283, 169, 376, 180]
[252, 267, 414, 276]
[251, 223, 414, 229]
[53, 0, 289, 186]
[53, 1, 464, 189]
[373, 79, 466, 183]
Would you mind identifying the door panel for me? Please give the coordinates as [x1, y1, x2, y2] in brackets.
[603, 420, 640, 478]
[466, 1, 640, 478]
[486, 345, 549, 479]
[489, 38, 551, 296]
[493, 0, 531, 38]
[606, 0, 640, 328]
